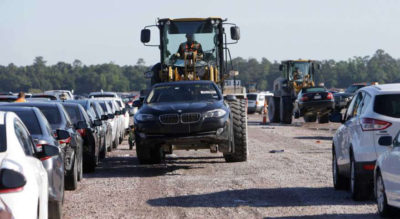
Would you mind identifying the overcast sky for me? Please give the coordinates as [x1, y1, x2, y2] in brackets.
[1, 0, 400, 66]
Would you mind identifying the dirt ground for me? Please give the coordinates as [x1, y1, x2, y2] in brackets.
[63, 114, 380, 219]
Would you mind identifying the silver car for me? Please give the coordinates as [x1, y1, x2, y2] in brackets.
[374, 130, 400, 217]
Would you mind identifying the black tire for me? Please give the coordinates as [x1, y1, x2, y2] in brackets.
[48, 201, 62, 219]
[107, 136, 113, 152]
[129, 137, 134, 150]
[77, 152, 83, 181]
[332, 149, 348, 190]
[304, 114, 317, 123]
[376, 171, 395, 217]
[65, 157, 78, 191]
[294, 110, 300, 119]
[113, 136, 118, 149]
[268, 97, 280, 123]
[318, 114, 329, 123]
[280, 96, 293, 124]
[136, 139, 162, 164]
[224, 99, 248, 162]
[350, 155, 369, 200]
[84, 154, 97, 173]
[119, 133, 123, 144]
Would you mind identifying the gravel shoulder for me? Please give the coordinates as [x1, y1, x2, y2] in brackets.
[63, 114, 379, 219]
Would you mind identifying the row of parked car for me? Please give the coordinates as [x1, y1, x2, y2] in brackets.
[330, 83, 400, 216]
[0, 90, 135, 219]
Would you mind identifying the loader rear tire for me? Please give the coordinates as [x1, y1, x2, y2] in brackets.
[280, 96, 293, 124]
[268, 97, 280, 123]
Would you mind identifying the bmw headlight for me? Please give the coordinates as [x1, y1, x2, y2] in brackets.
[135, 114, 155, 122]
[204, 109, 226, 118]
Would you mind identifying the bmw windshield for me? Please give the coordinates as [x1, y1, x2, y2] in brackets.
[146, 83, 221, 104]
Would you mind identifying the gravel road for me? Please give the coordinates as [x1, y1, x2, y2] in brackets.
[63, 114, 380, 219]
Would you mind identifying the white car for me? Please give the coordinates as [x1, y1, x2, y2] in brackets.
[0, 111, 59, 219]
[374, 133, 400, 217]
[331, 83, 400, 200]
[247, 92, 273, 114]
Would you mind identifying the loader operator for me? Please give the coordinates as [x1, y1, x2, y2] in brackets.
[176, 33, 203, 59]
[293, 67, 302, 80]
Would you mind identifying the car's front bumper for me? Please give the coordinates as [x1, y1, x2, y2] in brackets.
[135, 115, 230, 147]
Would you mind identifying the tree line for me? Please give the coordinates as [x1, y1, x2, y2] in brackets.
[0, 49, 399, 94]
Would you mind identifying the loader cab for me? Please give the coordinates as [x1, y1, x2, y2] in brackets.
[140, 18, 240, 85]
[279, 60, 319, 94]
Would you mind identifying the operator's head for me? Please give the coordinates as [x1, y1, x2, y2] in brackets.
[186, 33, 194, 43]
[18, 92, 25, 98]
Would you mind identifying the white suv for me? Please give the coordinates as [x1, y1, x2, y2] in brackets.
[331, 83, 400, 200]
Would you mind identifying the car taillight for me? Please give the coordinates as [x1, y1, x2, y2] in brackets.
[59, 136, 71, 144]
[77, 129, 86, 137]
[40, 156, 52, 161]
[301, 95, 309, 102]
[326, 92, 333, 100]
[361, 118, 392, 131]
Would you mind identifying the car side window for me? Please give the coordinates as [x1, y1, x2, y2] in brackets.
[358, 92, 371, 115]
[38, 110, 54, 136]
[351, 92, 364, 117]
[90, 105, 99, 119]
[345, 92, 363, 120]
[14, 119, 34, 156]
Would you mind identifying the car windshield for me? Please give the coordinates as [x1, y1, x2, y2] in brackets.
[247, 94, 257, 100]
[374, 94, 400, 118]
[346, 85, 365, 93]
[37, 106, 61, 126]
[146, 83, 221, 103]
[162, 20, 219, 66]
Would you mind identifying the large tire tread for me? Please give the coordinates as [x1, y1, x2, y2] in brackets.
[224, 99, 248, 162]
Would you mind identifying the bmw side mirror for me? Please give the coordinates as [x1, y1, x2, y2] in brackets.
[133, 100, 142, 108]
[141, 29, 151, 43]
[56, 129, 70, 140]
[0, 169, 26, 191]
[224, 95, 236, 101]
[230, 26, 240, 41]
[378, 136, 393, 146]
